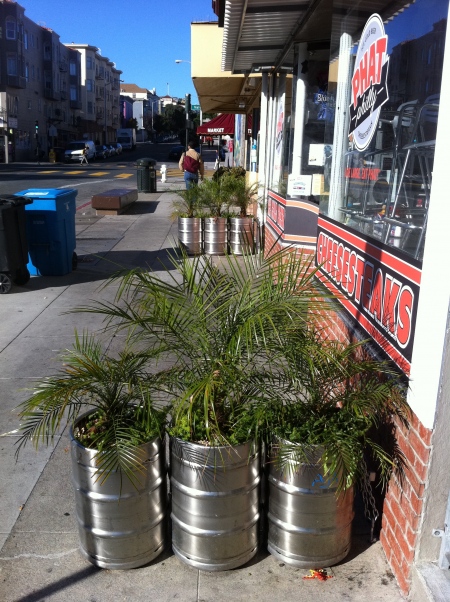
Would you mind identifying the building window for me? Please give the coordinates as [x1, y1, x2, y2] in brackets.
[25, 63, 29, 82]
[24, 31, 28, 49]
[31, 65, 35, 80]
[86, 56, 93, 70]
[86, 79, 93, 92]
[87, 101, 93, 115]
[70, 62, 77, 76]
[70, 85, 77, 101]
[7, 54, 18, 76]
[6, 18, 16, 40]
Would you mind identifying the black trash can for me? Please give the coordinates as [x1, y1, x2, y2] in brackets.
[136, 158, 157, 193]
[0, 196, 32, 294]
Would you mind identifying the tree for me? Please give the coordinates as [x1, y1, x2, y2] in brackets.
[127, 117, 138, 131]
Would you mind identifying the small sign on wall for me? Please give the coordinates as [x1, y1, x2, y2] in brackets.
[312, 174, 324, 195]
[288, 174, 312, 196]
[308, 144, 325, 166]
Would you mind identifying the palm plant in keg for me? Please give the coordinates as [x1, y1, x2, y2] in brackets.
[221, 173, 260, 254]
[78, 243, 329, 570]
[172, 184, 203, 255]
[264, 327, 410, 568]
[197, 177, 230, 255]
[16, 333, 168, 569]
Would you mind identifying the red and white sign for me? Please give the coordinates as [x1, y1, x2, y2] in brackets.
[349, 14, 389, 151]
[316, 216, 421, 375]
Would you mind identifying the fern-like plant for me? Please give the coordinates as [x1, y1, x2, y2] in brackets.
[267, 329, 410, 492]
[16, 333, 167, 485]
[74, 245, 330, 447]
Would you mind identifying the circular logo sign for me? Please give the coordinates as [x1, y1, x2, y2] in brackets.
[349, 14, 389, 151]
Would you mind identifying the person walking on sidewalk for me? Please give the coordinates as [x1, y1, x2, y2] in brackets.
[80, 145, 89, 165]
[179, 140, 204, 189]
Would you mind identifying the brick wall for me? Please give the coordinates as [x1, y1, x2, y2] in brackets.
[380, 412, 432, 595]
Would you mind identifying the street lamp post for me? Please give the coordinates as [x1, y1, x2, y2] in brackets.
[175, 61, 193, 149]
[150, 99, 159, 139]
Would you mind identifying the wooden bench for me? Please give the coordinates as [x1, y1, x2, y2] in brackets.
[91, 188, 138, 215]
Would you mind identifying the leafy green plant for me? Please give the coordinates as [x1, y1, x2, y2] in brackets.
[16, 333, 167, 485]
[212, 166, 246, 182]
[197, 177, 229, 217]
[221, 175, 259, 217]
[76, 245, 330, 447]
[171, 185, 201, 219]
[267, 330, 409, 492]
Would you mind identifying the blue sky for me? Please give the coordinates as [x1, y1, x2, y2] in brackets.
[22, 0, 218, 102]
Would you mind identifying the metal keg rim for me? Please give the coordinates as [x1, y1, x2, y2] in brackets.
[170, 436, 258, 469]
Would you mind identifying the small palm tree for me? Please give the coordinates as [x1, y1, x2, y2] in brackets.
[268, 329, 409, 492]
[171, 185, 201, 219]
[76, 245, 329, 446]
[221, 174, 259, 217]
[16, 333, 167, 485]
[197, 177, 229, 217]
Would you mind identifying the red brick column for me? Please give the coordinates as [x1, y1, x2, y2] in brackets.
[380, 412, 432, 595]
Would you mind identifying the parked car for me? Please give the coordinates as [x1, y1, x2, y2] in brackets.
[64, 140, 96, 162]
[168, 145, 186, 161]
[95, 145, 108, 160]
[110, 143, 122, 155]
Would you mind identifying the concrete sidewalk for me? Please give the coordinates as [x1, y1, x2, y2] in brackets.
[0, 177, 406, 601]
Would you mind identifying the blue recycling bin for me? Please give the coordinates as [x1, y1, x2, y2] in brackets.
[14, 188, 77, 276]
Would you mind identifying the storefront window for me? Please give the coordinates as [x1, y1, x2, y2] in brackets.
[270, 73, 292, 195]
[320, 0, 448, 261]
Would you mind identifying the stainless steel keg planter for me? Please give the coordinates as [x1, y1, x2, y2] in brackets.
[228, 217, 255, 255]
[204, 217, 227, 255]
[178, 217, 203, 255]
[70, 413, 167, 570]
[267, 442, 354, 568]
[170, 437, 261, 571]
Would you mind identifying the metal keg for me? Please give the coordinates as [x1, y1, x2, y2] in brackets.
[70, 416, 166, 569]
[228, 217, 255, 255]
[267, 443, 354, 568]
[170, 438, 260, 571]
[178, 217, 203, 255]
[203, 217, 227, 255]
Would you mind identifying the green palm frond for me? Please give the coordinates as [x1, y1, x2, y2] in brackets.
[16, 332, 167, 484]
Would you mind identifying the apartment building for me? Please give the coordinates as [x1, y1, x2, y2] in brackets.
[119, 83, 160, 141]
[0, 0, 122, 161]
[65, 44, 122, 146]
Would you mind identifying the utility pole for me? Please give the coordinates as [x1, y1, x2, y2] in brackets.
[185, 93, 191, 149]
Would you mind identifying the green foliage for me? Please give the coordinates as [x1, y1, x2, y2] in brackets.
[16, 333, 167, 485]
[266, 331, 409, 491]
[212, 166, 246, 182]
[78, 245, 328, 447]
[126, 117, 138, 131]
[171, 185, 201, 219]
[220, 174, 259, 217]
[196, 177, 229, 217]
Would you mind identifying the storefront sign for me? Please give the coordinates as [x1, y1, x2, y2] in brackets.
[288, 174, 312, 196]
[316, 216, 421, 374]
[349, 14, 389, 151]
